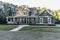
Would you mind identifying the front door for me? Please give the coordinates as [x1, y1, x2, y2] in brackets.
[43, 17, 48, 24]
[43, 17, 51, 24]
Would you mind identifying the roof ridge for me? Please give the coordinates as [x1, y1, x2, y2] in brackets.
[46, 9, 53, 16]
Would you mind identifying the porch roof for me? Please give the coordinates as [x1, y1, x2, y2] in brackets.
[6, 16, 54, 18]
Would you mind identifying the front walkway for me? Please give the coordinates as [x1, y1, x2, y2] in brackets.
[10, 25, 29, 31]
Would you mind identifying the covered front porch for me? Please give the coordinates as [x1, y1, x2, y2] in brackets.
[6, 16, 38, 24]
[6, 16, 55, 25]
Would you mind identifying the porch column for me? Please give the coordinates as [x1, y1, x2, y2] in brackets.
[42, 18, 43, 24]
[20, 18, 21, 24]
[26, 18, 28, 24]
[13, 17, 15, 24]
[27, 18, 29, 24]
[6, 17, 8, 23]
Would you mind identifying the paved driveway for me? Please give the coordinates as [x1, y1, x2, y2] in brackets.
[0, 31, 60, 40]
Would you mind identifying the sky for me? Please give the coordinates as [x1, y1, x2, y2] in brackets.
[0, 0, 60, 10]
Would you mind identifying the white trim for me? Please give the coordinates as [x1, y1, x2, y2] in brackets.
[42, 18, 43, 24]
[39, 10, 53, 16]
[13, 18, 15, 22]
[6, 17, 8, 22]
[26, 18, 27, 24]
[39, 18, 43, 24]
[48, 18, 51, 24]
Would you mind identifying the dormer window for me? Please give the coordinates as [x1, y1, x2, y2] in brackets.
[23, 12, 27, 15]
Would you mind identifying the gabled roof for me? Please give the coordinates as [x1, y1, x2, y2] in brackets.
[28, 8, 33, 11]
[28, 7, 37, 11]
[39, 9, 53, 16]
[35, 13, 39, 16]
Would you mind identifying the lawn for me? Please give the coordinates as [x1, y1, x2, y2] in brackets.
[0, 25, 18, 31]
[20, 26, 60, 32]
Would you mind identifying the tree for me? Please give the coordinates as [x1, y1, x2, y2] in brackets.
[52, 10, 60, 24]
[0, 14, 7, 24]
[56, 10, 60, 20]
[8, 7, 13, 16]
[3, 3, 14, 16]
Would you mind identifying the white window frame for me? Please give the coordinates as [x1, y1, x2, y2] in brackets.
[39, 18, 43, 24]
[48, 18, 51, 24]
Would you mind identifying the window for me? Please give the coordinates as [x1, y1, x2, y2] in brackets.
[40, 18, 42, 22]
[8, 18, 13, 22]
[24, 12, 27, 15]
[40, 18, 43, 24]
[48, 18, 51, 23]
[8, 18, 10, 21]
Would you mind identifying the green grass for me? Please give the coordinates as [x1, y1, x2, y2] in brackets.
[20, 26, 60, 32]
[0, 25, 18, 31]
[25, 25, 56, 27]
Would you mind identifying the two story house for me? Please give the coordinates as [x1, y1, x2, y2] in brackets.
[6, 6, 55, 25]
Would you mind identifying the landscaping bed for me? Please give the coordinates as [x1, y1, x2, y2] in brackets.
[0, 25, 18, 31]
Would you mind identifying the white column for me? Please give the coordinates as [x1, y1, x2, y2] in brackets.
[42, 18, 43, 24]
[50, 18, 51, 24]
[26, 18, 27, 24]
[6, 17, 8, 22]
[6, 17, 8, 23]
[20, 18, 22, 24]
